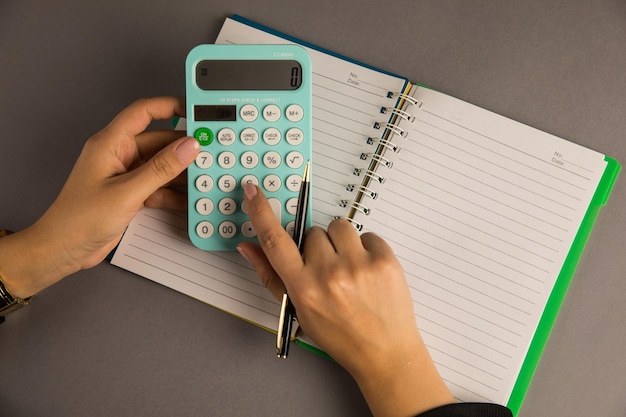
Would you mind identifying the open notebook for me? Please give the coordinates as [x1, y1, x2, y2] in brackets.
[111, 14, 620, 414]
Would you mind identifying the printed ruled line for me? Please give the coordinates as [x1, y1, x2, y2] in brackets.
[381, 192, 553, 274]
[380, 203, 550, 279]
[346, 74, 395, 95]
[560, 156, 594, 174]
[434, 361, 500, 392]
[444, 381, 494, 404]
[418, 318, 514, 360]
[314, 124, 368, 151]
[414, 273, 530, 329]
[314, 108, 373, 131]
[414, 123, 583, 201]
[405, 257, 533, 320]
[427, 340, 508, 371]
[395, 164, 565, 244]
[131, 231, 266, 291]
[414, 131, 581, 210]
[123, 250, 278, 317]
[371, 216, 539, 303]
[419, 110, 592, 183]
[133, 226, 251, 274]
[377, 216, 543, 295]
[314, 85, 380, 116]
[311, 170, 349, 190]
[390, 187, 556, 263]
[402, 150, 572, 231]
[420, 291, 524, 338]
[388, 171, 561, 253]
[314, 72, 387, 99]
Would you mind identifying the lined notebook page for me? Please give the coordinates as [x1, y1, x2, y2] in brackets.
[111, 18, 407, 332]
[352, 85, 607, 404]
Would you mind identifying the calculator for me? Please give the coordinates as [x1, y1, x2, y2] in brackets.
[186, 44, 312, 251]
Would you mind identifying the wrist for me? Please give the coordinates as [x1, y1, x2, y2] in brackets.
[350, 334, 455, 417]
[0, 224, 80, 298]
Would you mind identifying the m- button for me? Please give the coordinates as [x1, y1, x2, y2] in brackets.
[262, 104, 281, 122]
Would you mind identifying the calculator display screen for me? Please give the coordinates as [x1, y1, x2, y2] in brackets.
[194, 105, 237, 122]
[196, 60, 303, 91]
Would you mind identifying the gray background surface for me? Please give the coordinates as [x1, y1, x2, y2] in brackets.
[1, 1, 625, 416]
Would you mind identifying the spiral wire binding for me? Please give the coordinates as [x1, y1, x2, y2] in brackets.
[353, 168, 387, 184]
[358, 185, 378, 199]
[367, 137, 401, 153]
[360, 152, 394, 168]
[373, 121, 407, 138]
[387, 91, 423, 108]
[339, 199, 370, 215]
[341, 89, 420, 225]
[380, 106, 415, 122]
[351, 201, 370, 215]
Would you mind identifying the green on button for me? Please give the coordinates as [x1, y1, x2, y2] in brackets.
[194, 127, 214, 146]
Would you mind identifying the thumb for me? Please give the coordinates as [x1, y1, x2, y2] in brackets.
[130, 136, 200, 198]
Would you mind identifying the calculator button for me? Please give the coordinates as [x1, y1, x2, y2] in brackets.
[263, 128, 281, 146]
[241, 221, 256, 238]
[262, 104, 281, 122]
[240, 104, 258, 122]
[196, 221, 214, 238]
[241, 151, 259, 169]
[263, 151, 282, 169]
[194, 127, 214, 146]
[286, 174, 302, 192]
[286, 197, 298, 215]
[195, 174, 214, 192]
[263, 174, 281, 192]
[285, 221, 296, 237]
[218, 151, 236, 169]
[241, 174, 259, 187]
[195, 151, 214, 169]
[218, 221, 237, 238]
[240, 128, 259, 146]
[285, 104, 304, 122]
[267, 198, 282, 223]
[196, 198, 214, 215]
[217, 128, 236, 146]
[218, 175, 237, 192]
[285, 128, 304, 146]
[286, 151, 304, 169]
[218, 198, 237, 215]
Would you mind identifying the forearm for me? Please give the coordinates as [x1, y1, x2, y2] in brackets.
[0, 224, 79, 299]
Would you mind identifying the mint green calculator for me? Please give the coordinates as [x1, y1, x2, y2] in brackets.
[186, 44, 312, 251]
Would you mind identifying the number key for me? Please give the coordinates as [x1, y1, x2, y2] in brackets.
[218, 151, 236, 169]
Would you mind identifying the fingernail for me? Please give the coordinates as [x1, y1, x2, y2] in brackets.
[243, 182, 257, 200]
[237, 245, 252, 264]
[175, 137, 200, 162]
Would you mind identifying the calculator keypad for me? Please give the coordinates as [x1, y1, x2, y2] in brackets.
[189, 102, 309, 250]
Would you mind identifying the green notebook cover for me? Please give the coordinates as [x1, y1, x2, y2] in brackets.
[506, 156, 620, 415]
